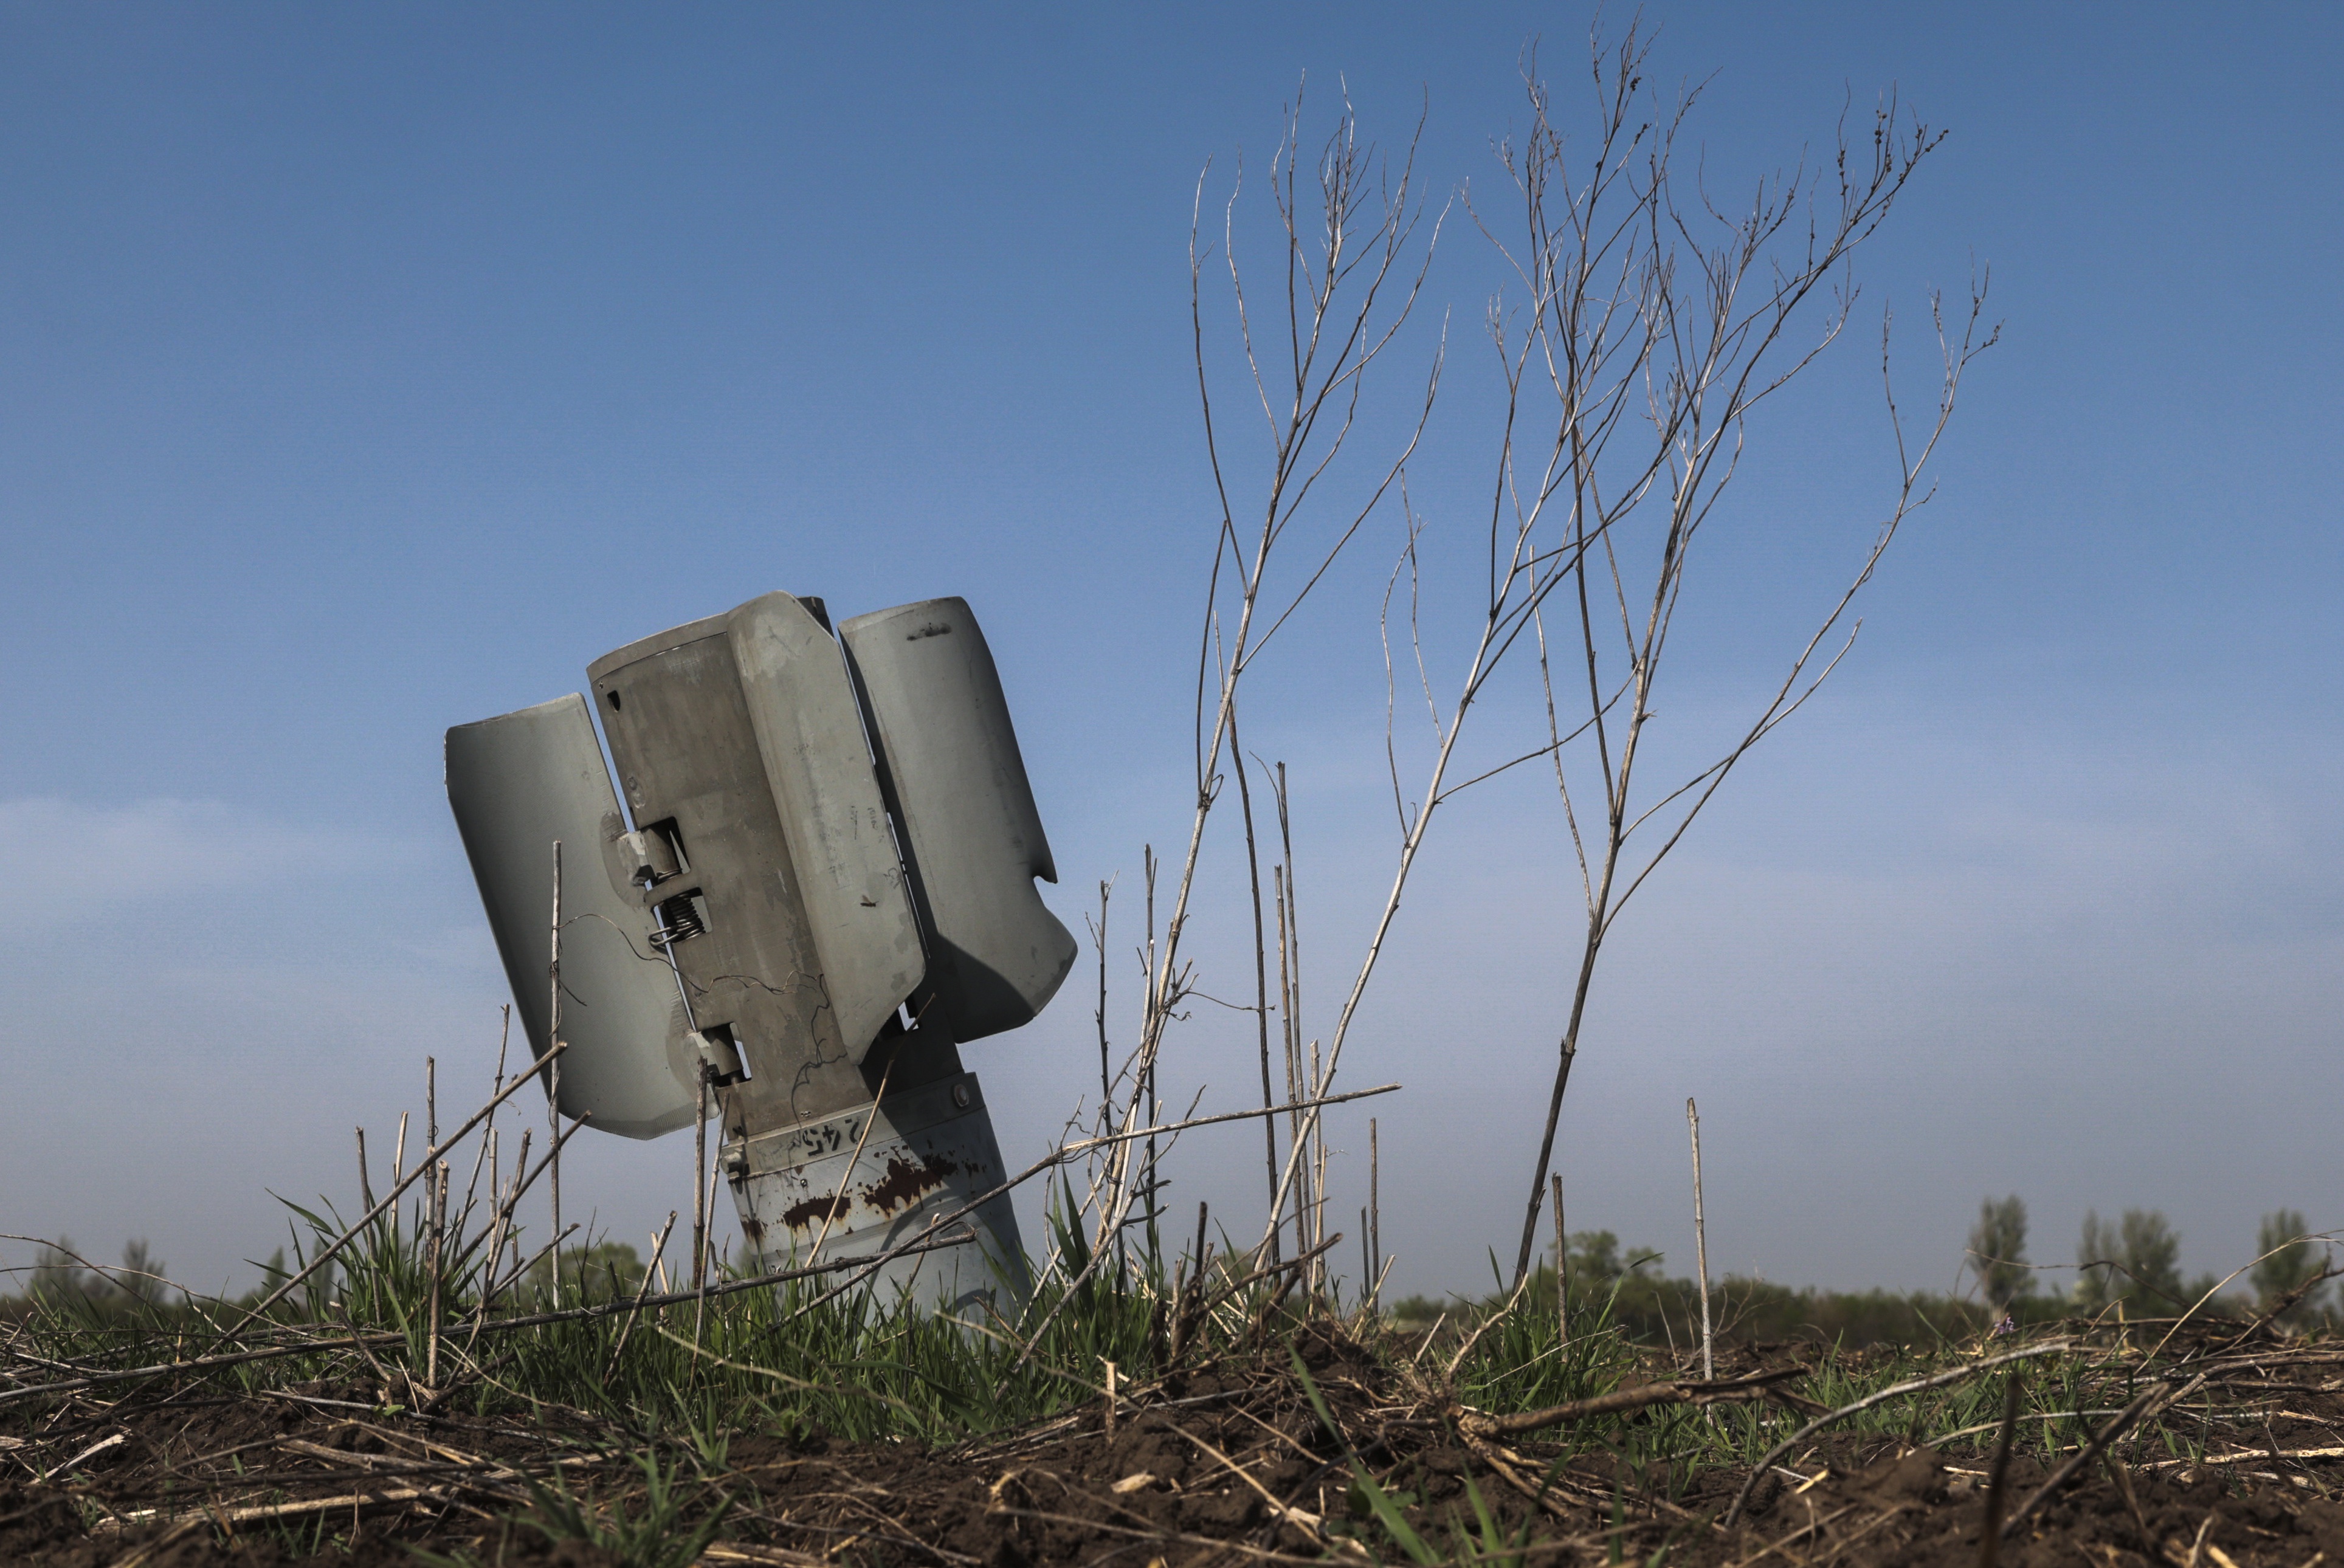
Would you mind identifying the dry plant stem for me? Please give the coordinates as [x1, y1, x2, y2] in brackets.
[1230, 723, 1283, 1262]
[1091, 878, 1113, 1122]
[1167, 98, 1441, 1260]
[547, 839, 564, 1312]
[451, 1021, 509, 1239]
[1308, 1036, 1328, 1285]
[1978, 1372, 2024, 1568]
[2002, 1374, 2209, 1538]
[1455, 1364, 1810, 1436]
[483, 1127, 529, 1278]
[1146, 847, 1161, 1217]
[446, 1154, 532, 1369]
[2218, 1262, 2344, 1356]
[1207, 1230, 1340, 1319]
[354, 1129, 373, 1212]
[1092, 839, 1167, 1265]
[1273, 866, 1300, 1258]
[1274, 762, 1310, 1263]
[221, 1042, 568, 1339]
[1494, 36, 1994, 1286]
[808, 1056, 893, 1267]
[454, 1009, 514, 1237]
[1369, 1117, 1381, 1308]
[425, 1162, 449, 1389]
[801, 1086, 1396, 1355]
[692, 1067, 709, 1293]
[2147, 1231, 2344, 1361]
[490, 1223, 580, 1316]
[1722, 1341, 2075, 1527]
[2102, 1450, 2162, 1561]
[1689, 1098, 1712, 1381]
[127, 1485, 461, 1530]
[603, 1211, 677, 1377]
[1443, 1267, 1540, 1384]
[1552, 1171, 1567, 1344]
[695, 1154, 720, 1343]
[980, 1092, 1398, 1384]
[469, 1115, 596, 1301]
[443, 1105, 586, 1291]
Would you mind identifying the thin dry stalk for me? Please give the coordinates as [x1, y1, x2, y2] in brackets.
[1153, 93, 1443, 1270]
[1171, 33, 1990, 1290]
[425, 1162, 449, 1389]
[1273, 763, 1317, 1268]
[1455, 1363, 1808, 1436]
[1232, 731, 1281, 1264]
[1552, 1171, 1567, 1346]
[1368, 1117, 1381, 1310]
[1497, 70, 1998, 1282]
[695, 1152, 721, 1343]
[449, 1008, 511, 1242]
[692, 1067, 709, 1293]
[1091, 878, 1113, 1122]
[979, 1088, 1401, 1386]
[547, 838, 564, 1311]
[2002, 1374, 2209, 1538]
[221, 1043, 567, 1339]
[1978, 1371, 2024, 1568]
[807, 1058, 894, 1268]
[1688, 1098, 1712, 1381]
[1723, 1341, 2073, 1526]
[1273, 865, 1300, 1259]
[604, 1211, 677, 1377]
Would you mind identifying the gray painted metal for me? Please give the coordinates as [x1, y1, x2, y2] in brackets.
[841, 598, 1077, 1042]
[447, 590, 1059, 1308]
[725, 593, 924, 1065]
[444, 695, 698, 1140]
[586, 611, 912, 1142]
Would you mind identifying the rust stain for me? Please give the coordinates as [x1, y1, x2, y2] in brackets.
[862, 1152, 957, 1216]
[779, 1193, 854, 1231]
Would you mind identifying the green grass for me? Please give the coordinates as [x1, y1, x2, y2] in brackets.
[4, 1187, 2301, 1566]
[4, 1179, 1206, 1446]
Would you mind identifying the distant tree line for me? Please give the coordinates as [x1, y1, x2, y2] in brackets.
[12, 1205, 2333, 1346]
[2, 1236, 174, 1317]
[0, 1234, 661, 1323]
[1384, 1200, 2335, 1349]
[1967, 1195, 2334, 1324]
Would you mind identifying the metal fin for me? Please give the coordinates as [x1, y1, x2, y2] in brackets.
[725, 592, 925, 1064]
[840, 598, 1077, 1042]
[446, 695, 698, 1138]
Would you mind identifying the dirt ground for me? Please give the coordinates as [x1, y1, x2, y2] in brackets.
[8, 1324, 2341, 1566]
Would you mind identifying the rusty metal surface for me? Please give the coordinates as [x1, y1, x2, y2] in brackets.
[725, 1070, 1028, 1314]
[840, 597, 1077, 1043]
[444, 694, 698, 1139]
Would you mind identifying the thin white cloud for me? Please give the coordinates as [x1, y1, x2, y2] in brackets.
[0, 797, 389, 927]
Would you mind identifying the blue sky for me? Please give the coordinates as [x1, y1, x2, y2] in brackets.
[2, 2, 2337, 1303]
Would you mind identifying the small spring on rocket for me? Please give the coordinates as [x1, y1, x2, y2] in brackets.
[652, 891, 706, 949]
